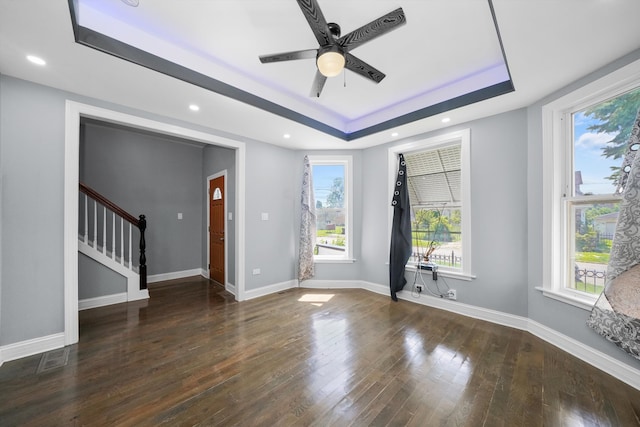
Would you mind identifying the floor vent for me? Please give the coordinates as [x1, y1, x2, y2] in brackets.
[36, 347, 70, 373]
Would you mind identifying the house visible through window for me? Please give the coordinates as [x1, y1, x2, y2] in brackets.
[308, 155, 353, 262]
[389, 129, 472, 279]
[567, 87, 639, 296]
[542, 62, 640, 308]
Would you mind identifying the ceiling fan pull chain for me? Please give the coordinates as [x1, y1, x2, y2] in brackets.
[344, 69, 347, 88]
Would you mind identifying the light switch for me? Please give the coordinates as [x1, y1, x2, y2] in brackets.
[228, 212, 233, 221]
[177, 213, 183, 220]
[261, 212, 269, 221]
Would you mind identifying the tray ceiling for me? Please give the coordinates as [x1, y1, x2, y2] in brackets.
[71, 0, 513, 140]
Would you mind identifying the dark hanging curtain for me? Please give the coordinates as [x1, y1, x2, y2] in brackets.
[389, 153, 412, 301]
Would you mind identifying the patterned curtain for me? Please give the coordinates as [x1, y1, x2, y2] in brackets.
[587, 108, 640, 360]
[389, 153, 412, 301]
[298, 156, 316, 282]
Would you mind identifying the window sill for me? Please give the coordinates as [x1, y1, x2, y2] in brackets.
[535, 286, 596, 311]
[405, 264, 475, 281]
[314, 258, 356, 264]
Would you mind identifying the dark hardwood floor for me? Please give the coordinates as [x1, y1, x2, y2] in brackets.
[1, 276, 639, 426]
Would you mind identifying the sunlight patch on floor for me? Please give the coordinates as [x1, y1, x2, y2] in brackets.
[298, 293, 335, 306]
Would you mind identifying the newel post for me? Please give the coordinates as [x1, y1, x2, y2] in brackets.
[139, 214, 147, 290]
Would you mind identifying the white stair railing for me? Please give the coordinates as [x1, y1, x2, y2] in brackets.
[78, 183, 147, 289]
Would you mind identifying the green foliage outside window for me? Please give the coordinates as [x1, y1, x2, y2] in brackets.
[585, 87, 640, 184]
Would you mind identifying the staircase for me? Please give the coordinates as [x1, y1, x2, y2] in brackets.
[78, 183, 148, 305]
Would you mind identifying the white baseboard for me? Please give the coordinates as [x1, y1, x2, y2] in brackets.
[148, 268, 204, 283]
[243, 280, 297, 300]
[127, 288, 149, 302]
[225, 283, 237, 296]
[299, 279, 640, 391]
[528, 320, 640, 391]
[0, 333, 65, 367]
[300, 279, 365, 290]
[79, 293, 127, 310]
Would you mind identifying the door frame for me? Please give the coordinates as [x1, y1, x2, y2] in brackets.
[207, 171, 228, 290]
[64, 101, 246, 346]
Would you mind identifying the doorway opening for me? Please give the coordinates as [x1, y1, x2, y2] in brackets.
[64, 101, 246, 345]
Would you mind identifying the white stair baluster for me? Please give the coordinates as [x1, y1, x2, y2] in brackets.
[83, 194, 88, 244]
[93, 200, 97, 249]
[103, 206, 107, 256]
[128, 223, 132, 269]
[120, 217, 124, 265]
[112, 212, 116, 260]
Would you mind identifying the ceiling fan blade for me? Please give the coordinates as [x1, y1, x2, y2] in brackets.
[296, 0, 333, 47]
[338, 8, 406, 52]
[345, 53, 385, 83]
[259, 49, 318, 64]
[310, 70, 327, 97]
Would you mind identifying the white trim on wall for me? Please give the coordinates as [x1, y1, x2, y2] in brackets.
[0, 333, 66, 367]
[78, 241, 147, 304]
[242, 280, 297, 300]
[147, 269, 206, 284]
[79, 293, 127, 310]
[64, 100, 247, 346]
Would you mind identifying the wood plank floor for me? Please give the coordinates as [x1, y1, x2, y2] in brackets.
[1, 276, 639, 426]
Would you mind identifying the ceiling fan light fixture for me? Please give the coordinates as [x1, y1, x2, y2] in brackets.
[317, 48, 345, 78]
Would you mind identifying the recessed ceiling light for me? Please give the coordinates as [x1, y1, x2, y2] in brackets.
[121, 0, 139, 6]
[283, 133, 291, 139]
[26, 55, 46, 66]
[441, 117, 451, 123]
[391, 132, 399, 137]
[189, 104, 200, 112]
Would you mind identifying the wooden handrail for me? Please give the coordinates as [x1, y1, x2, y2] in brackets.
[79, 183, 139, 227]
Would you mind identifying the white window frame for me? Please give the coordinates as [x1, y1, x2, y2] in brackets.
[541, 58, 640, 310]
[308, 155, 354, 263]
[388, 129, 473, 280]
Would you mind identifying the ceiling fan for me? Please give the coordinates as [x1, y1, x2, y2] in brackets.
[259, 0, 406, 97]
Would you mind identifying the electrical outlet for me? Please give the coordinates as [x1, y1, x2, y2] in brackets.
[416, 284, 423, 293]
[445, 289, 457, 300]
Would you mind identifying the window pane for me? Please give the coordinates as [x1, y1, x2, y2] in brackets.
[411, 207, 462, 269]
[404, 142, 464, 271]
[569, 201, 619, 295]
[573, 87, 640, 196]
[313, 164, 346, 257]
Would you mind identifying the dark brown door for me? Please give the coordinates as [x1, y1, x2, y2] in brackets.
[209, 176, 225, 284]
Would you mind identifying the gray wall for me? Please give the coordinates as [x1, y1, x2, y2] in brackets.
[360, 110, 529, 317]
[202, 145, 236, 285]
[243, 141, 297, 290]
[80, 121, 204, 276]
[1, 76, 65, 344]
[78, 253, 127, 299]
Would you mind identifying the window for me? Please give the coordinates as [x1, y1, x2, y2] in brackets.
[308, 155, 353, 262]
[542, 59, 640, 309]
[389, 129, 472, 279]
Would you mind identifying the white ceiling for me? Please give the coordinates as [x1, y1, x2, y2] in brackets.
[1, 0, 640, 150]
